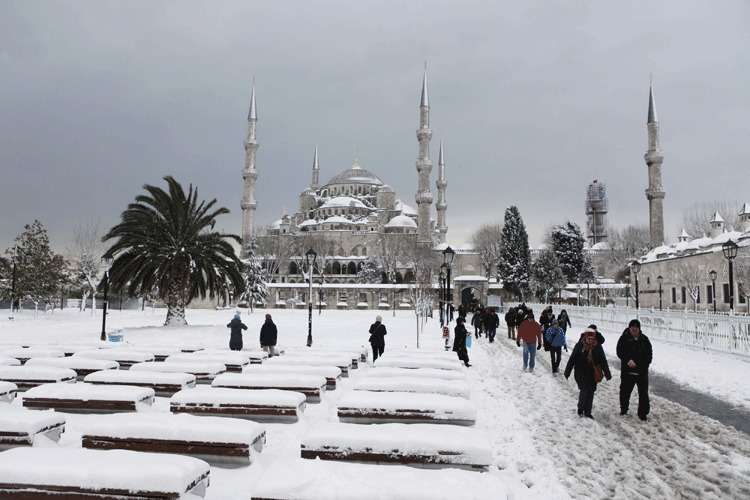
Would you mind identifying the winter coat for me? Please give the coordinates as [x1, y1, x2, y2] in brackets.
[545, 326, 566, 348]
[227, 318, 248, 348]
[616, 329, 653, 375]
[558, 312, 572, 331]
[453, 323, 469, 352]
[517, 319, 542, 345]
[259, 319, 278, 347]
[487, 312, 500, 329]
[471, 313, 482, 328]
[368, 321, 387, 346]
[504, 310, 516, 327]
[564, 340, 611, 385]
[458, 305, 467, 319]
[540, 309, 555, 330]
[515, 308, 527, 325]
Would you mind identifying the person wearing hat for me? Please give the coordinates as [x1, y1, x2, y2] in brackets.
[227, 311, 248, 351]
[616, 319, 653, 421]
[564, 327, 611, 418]
[259, 313, 278, 357]
[453, 317, 471, 367]
[368, 315, 387, 362]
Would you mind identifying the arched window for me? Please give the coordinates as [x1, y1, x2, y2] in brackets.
[395, 272, 403, 284]
[347, 262, 357, 274]
[325, 262, 332, 274]
[288, 262, 299, 275]
[361, 247, 367, 256]
[357, 262, 364, 272]
[332, 262, 341, 274]
[404, 269, 415, 283]
[351, 246, 359, 256]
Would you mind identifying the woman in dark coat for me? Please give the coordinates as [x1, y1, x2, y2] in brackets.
[453, 317, 471, 367]
[564, 328, 611, 418]
[558, 309, 572, 332]
[259, 314, 278, 356]
[227, 312, 248, 351]
[368, 315, 387, 362]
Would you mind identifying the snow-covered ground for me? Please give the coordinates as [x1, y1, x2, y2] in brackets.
[0, 307, 749, 499]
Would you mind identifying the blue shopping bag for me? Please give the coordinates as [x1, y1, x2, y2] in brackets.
[465, 335, 472, 349]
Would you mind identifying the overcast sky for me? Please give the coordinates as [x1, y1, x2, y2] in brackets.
[1, 0, 748, 252]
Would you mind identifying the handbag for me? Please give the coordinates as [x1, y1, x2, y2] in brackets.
[593, 364, 604, 383]
[465, 335, 472, 349]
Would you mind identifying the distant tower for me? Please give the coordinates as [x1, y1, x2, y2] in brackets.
[435, 141, 448, 243]
[415, 64, 434, 246]
[241, 81, 259, 255]
[585, 180, 608, 246]
[644, 81, 665, 247]
[311, 145, 320, 190]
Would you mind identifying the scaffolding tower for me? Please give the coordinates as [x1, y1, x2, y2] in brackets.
[585, 180, 608, 246]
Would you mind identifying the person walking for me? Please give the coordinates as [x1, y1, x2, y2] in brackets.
[226, 312, 248, 351]
[545, 319, 568, 373]
[516, 311, 542, 372]
[471, 309, 483, 339]
[588, 324, 606, 345]
[558, 309, 572, 333]
[505, 307, 517, 340]
[540, 306, 555, 352]
[458, 304, 467, 320]
[564, 328, 611, 418]
[616, 319, 653, 421]
[486, 307, 499, 343]
[368, 315, 387, 362]
[453, 317, 471, 367]
[259, 313, 278, 357]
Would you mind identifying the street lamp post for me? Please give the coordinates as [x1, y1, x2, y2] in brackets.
[657, 275, 663, 311]
[439, 265, 446, 327]
[586, 280, 590, 306]
[631, 260, 641, 310]
[392, 274, 397, 318]
[709, 269, 717, 314]
[318, 273, 324, 315]
[442, 246, 455, 323]
[305, 249, 317, 347]
[722, 240, 739, 312]
[100, 255, 113, 341]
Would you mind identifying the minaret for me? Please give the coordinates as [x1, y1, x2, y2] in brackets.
[644, 81, 665, 247]
[311, 145, 320, 189]
[241, 81, 259, 255]
[435, 141, 448, 243]
[415, 64, 434, 246]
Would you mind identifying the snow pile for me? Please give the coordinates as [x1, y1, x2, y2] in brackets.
[130, 361, 226, 377]
[0, 381, 18, 400]
[0, 409, 65, 438]
[212, 372, 326, 389]
[337, 391, 477, 422]
[24, 382, 155, 402]
[374, 356, 462, 371]
[368, 367, 466, 381]
[84, 370, 196, 386]
[167, 352, 250, 367]
[0, 448, 209, 495]
[0, 356, 21, 367]
[26, 357, 119, 371]
[353, 376, 471, 399]
[250, 459, 507, 500]
[170, 387, 306, 407]
[81, 413, 265, 447]
[243, 363, 342, 380]
[266, 354, 351, 367]
[301, 423, 492, 465]
[0, 347, 65, 360]
[73, 349, 154, 363]
[0, 366, 77, 382]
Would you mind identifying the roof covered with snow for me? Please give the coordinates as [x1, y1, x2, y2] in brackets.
[320, 216, 353, 225]
[325, 160, 383, 186]
[320, 197, 368, 209]
[395, 199, 417, 216]
[385, 215, 417, 228]
[639, 229, 749, 263]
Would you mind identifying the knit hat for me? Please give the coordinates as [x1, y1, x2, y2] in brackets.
[587, 324, 598, 330]
[376, 315, 383, 322]
[233, 311, 241, 319]
[584, 327, 596, 335]
[628, 319, 641, 328]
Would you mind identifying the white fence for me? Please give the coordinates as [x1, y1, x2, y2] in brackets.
[527, 303, 750, 356]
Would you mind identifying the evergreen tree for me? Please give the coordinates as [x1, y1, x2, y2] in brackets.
[356, 258, 382, 284]
[549, 221, 586, 283]
[240, 237, 268, 311]
[497, 206, 531, 298]
[530, 249, 566, 302]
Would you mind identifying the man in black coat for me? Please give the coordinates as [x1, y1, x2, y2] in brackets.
[259, 314, 278, 357]
[453, 317, 471, 367]
[226, 312, 248, 351]
[368, 315, 387, 362]
[504, 308, 516, 340]
[486, 307, 500, 343]
[616, 319, 653, 420]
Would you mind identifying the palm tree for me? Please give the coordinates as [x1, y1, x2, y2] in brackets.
[103, 176, 244, 326]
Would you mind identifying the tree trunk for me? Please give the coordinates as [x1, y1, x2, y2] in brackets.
[164, 282, 188, 326]
[80, 290, 88, 312]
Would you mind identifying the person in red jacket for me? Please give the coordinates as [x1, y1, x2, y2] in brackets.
[516, 310, 542, 372]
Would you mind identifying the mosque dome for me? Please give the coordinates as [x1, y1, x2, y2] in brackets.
[325, 159, 383, 186]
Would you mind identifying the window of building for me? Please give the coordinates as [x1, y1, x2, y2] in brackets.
[646, 276, 651, 285]
[681, 287, 686, 304]
[696, 287, 701, 303]
[707, 285, 713, 304]
[723, 283, 731, 303]
[671, 287, 676, 304]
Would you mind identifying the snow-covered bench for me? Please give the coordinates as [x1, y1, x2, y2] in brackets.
[0, 366, 76, 391]
[368, 366, 466, 381]
[0, 356, 21, 367]
[212, 373, 326, 403]
[167, 352, 250, 373]
[249, 459, 509, 500]
[284, 348, 361, 369]
[300, 423, 492, 470]
[23, 383, 155, 413]
[132, 346, 181, 362]
[0, 381, 17, 403]
[130, 360, 226, 383]
[337, 391, 476, 426]
[265, 354, 351, 377]
[0, 348, 65, 364]
[81, 413, 266, 467]
[25, 357, 119, 380]
[0, 448, 211, 499]
[0, 410, 66, 449]
[84, 370, 196, 397]
[170, 387, 306, 423]
[73, 349, 155, 369]
[353, 376, 471, 399]
[373, 356, 462, 371]
[244, 364, 342, 391]
[386, 350, 459, 361]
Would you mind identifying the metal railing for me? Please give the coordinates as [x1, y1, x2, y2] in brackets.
[526, 303, 750, 356]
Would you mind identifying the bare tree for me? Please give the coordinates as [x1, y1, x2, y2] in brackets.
[70, 222, 104, 314]
[607, 225, 651, 277]
[672, 261, 704, 311]
[470, 223, 503, 278]
[734, 256, 750, 314]
[255, 230, 297, 280]
[401, 242, 438, 348]
[681, 200, 740, 236]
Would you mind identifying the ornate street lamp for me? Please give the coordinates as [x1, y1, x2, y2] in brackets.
[631, 260, 641, 310]
[439, 265, 447, 327]
[442, 247, 455, 323]
[709, 269, 718, 314]
[100, 255, 114, 341]
[305, 248, 317, 346]
[722, 240, 739, 312]
[657, 275, 663, 311]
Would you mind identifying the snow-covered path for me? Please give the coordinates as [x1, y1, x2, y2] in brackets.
[473, 337, 750, 500]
